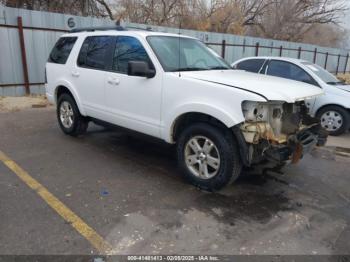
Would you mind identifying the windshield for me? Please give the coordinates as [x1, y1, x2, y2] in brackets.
[302, 62, 344, 85]
[147, 36, 231, 72]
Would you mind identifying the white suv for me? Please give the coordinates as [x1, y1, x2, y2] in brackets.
[46, 27, 327, 191]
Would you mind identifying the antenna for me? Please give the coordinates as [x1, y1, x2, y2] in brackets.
[178, 20, 181, 77]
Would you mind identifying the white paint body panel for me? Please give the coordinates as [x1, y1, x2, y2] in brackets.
[46, 31, 324, 144]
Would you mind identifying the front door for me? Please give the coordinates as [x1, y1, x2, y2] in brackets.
[105, 36, 162, 138]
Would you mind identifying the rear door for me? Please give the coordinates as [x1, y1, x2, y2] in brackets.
[71, 35, 114, 119]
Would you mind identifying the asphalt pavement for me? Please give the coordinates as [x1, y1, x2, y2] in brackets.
[0, 107, 349, 255]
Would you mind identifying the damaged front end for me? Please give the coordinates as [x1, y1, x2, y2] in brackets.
[239, 101, 328, 166]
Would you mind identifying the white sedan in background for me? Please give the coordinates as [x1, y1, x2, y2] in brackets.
[232, 57, 350, 136]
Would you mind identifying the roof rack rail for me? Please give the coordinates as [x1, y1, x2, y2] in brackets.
[70, 26, 127, 33]
[125, 26, 153, 31]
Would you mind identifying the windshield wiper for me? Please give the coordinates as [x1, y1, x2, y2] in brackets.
[209, 66, 230, 70]
[327, 81, 345, 85]
[171, 67, 209, 72]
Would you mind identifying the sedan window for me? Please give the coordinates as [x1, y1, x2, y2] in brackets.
[234, 59, 266, 73]
[267, 60, 318, 86]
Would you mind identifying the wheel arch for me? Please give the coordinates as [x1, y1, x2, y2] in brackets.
[171, 112, 229, 142]
[55, 84, 86, 116]
[315, 104, 349, 117]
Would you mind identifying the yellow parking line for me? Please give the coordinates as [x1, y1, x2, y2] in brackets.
[0, 150, 113, 254]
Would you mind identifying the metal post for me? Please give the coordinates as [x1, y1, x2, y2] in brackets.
[221, 40, 226, 59]
[279, 46, 283, 57]
[242, 39, 246, 54]
[313, 48, 317, 64]
[255, 42, 259, 56]
[324, 52, 328, 69]
[344, 54, 349, 74]
[336, 54, 341, 75]
[298, 47, 302, 59]
[17, 16, 30, 95]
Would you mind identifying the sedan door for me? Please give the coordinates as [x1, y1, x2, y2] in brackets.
[265, 60, 320, 109]
[104, 35, 162, 138]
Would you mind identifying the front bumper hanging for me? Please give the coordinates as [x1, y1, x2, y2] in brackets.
[263, 124, 328, 164]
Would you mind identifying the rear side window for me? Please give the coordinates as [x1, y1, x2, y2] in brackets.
[235, 59, 265, 73]
[112, 36, 153, 74]
[48, 37, 77, 64]
[77, 36, 113, 70]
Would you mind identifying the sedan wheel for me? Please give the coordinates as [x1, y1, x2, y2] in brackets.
[317, 105, 350, 136]
[320, 111, 343, 133]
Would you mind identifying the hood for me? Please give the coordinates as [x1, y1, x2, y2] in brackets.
[335, 84, 350, 93]
[181, 70, 324, 103]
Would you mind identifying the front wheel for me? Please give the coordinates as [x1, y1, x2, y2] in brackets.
[317, 106, 350, 136]
[177, 123, 242, 191]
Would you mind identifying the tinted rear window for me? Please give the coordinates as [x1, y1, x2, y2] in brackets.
[77, 36, 113, 70]
[48, 37, 77, 64]
[235, 59, 265, 73]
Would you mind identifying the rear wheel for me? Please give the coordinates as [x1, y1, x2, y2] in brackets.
[177, 123, 242, 191]
[317, 106, 349, 136]
[57, 93, 88, 136]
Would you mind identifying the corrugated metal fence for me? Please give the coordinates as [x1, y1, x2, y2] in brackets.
[0, 5, 349, 96]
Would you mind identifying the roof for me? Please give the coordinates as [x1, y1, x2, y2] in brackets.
[63, 29, 196, 40]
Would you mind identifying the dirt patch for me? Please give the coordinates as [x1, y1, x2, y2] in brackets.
[0, 96, 50, 112]
[337, 73, 350, 84]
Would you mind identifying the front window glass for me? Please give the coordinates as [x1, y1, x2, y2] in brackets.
[113, 36, 153, 74]
[267, 60, 317, 86]
[301, 62, 343, 85]
[147, 36, 230, 72]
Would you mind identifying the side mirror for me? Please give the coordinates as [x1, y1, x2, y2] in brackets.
[128, 61, 155, 78]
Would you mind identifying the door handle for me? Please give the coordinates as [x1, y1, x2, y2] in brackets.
[107, 77, 120, 86]
[71, 71, 80, 77]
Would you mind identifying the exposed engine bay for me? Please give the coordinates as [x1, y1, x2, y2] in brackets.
[240, 101, 328, 165]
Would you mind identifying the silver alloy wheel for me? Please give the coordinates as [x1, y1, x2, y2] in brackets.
[184, 136, 221, 179]
[320, 110, 343, 132]
[59, 101, 74, 129]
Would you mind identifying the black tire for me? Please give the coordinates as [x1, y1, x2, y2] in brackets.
[316, 105, 350, 136]
[177, 123, 242, 191]
[57, 93, 88, 136]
